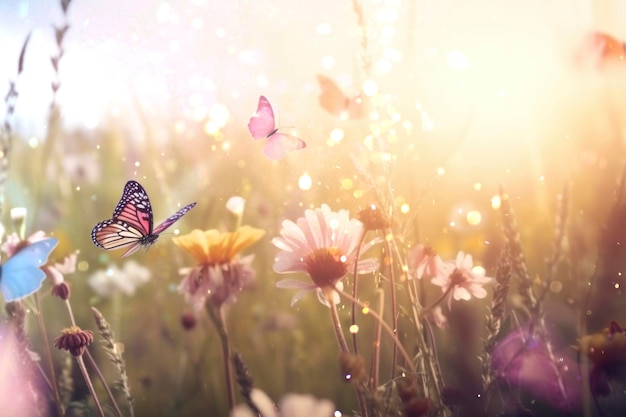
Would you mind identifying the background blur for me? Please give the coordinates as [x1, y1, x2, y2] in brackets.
[2, 0, 626, 415]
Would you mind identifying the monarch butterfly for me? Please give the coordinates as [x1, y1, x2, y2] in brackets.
[0, 238, 58, 302]
[248, 95, 306, 160]
[91, 181, 196, 257]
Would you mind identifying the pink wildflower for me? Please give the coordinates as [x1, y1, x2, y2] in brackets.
[431, 251, 492, 308]
[407, 244, 447, 280]
[273, 204, 379, 306]
[1, 231, 48, 258]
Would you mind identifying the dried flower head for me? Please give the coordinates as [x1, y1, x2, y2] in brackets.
[51, 281, 71, 300]
[180, 311, 197, 331]
[357, 204, 390, 230]
[54, 326, 94, 357]
[339, 352, 367, 384]
[396, 375, 432, 417]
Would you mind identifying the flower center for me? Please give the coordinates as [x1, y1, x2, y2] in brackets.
[304, 247, 349, 288]
[449, 269, 466, 287]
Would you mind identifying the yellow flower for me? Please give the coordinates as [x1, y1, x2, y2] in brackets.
[173, 226, 265, 265]
[173, 226, 266, 309]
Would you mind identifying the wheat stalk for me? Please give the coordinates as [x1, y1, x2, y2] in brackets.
[91, 307, 134, 417]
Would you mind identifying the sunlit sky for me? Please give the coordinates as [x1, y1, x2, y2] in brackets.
[0, 0, 621, 148]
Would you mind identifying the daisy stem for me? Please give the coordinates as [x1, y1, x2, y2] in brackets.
[383, 233, 398, 381]
[65, 299, 76, 326]
[351, 230, 366, 355]
[335, 287, 416, 374]
[369, 289, 383, 391]
[324, 288, 368, 417]
[75, 354, 106, 417]
[207, 304, 236, 409]
[420, 284, 455, 317]
[326, 288, 351, 354]
[33, 293, 64, 417]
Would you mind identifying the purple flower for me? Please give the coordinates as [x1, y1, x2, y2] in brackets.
[491, 327, 581, 410]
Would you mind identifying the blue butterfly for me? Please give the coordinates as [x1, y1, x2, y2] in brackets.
[0, 238, 58, 302]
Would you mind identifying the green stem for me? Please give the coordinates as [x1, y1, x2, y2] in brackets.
[383, 233, 398, 380]
[336, 287, 416, 374]
[34, 294, 64, 417]
[324, 288, 369, 417]
[84, 350, 125, 417]
[368, 289, 383, 391]
[420, 284, 455, 317]
[76, 354, 106, 417]
[207, 304, 236, 409]
[350, 231, 366, 354]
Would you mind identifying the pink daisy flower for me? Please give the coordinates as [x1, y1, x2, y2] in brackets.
[431, 251, 492, 308]
[407, 244, 447, 280]
[273, 204, 379, 306]
[1, 230, 48, 258]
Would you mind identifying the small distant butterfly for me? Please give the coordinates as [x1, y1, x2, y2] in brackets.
[0, 238, 58, 302]
[91, 181, 196, 257]
[317, 74, 366, 120]
[575, 31, 626, 70]
[248, 95, 306, 160]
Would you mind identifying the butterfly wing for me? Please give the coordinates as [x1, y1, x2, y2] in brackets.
[152, 202, 197, 235]
[346, 94, 366, 119]
[317, 74, 349, 116]
[91, 219, 145, 251]
[92, 180, 154, 253]
[575, 31, 626, 69]
[248, 96, 277, 140]
[317, 74, 366, 120]
[0, 238, 58, 302]
[92, 181, 195, 257]
[264, 132, 306, 160]
[113, 181, 153, 235]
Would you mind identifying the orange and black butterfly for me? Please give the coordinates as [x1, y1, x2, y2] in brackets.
[92, 181, 196, 257]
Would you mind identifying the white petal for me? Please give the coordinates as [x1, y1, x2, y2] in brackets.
[290, 289, 313, 306]
[453, 287, 472, 301]
[280, 393, 315, 417]
[462, 253, 474, 270]
[273, 251, 307, 273]
[250, 389, 278, 417]
[276, 279, 316, 290]
[355, 258, 379, 274]
[272, 237, 295, 252]
[470, 286, 488, 299]
[230, 405, 256, 417]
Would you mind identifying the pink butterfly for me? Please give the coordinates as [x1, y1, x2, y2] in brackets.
[247, 96, 306, 160]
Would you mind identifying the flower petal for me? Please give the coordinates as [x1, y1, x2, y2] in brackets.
[276, 279, 317, 290]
